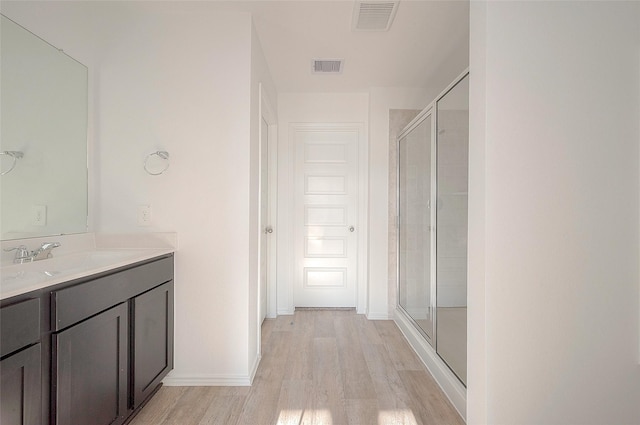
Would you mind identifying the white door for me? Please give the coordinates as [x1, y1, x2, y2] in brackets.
[293, 126, 359, 307]
[259, 117, 270, 323]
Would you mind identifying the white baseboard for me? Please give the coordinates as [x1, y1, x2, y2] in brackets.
[394, 308, 467, 421]
[162, 373, 252, 386]
[366, 312, 391, 320]
[163, 353, 262, 387]
[248, 353, 261, 384]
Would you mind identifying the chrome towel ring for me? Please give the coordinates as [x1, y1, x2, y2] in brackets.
[144, 151, 170, 175]
[0, 151, 24, 175]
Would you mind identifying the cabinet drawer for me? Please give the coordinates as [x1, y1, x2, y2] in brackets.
[52, 255, 173, 330]
[0, 298, 40, 358]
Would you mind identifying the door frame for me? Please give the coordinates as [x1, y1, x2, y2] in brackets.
[258, 83, 278, 323]
[281, 122, 368, 314]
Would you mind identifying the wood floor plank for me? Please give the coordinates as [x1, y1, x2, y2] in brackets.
[374, 320, 425, 371]
[311, 337, 348, 425]
[129, 310, 465, 425]
[361, 342, 413, 411]
[345, 398, 380, 425]
[375, 407, 421, 425]
[398, 369, 464, 425]
[313, 310, 337, 338]
[274, 379, 313, 425]
[292, 309, 315, 333]
[238, 331, 292, 424]
[354, 314, 384, 345]
[235, 375, 281, 425]
[283, 323, 314, 380]
[197, 395, 246, 425]
[256, 330, 292, 380]
[127, 386, 187, 424]
[272, 314, 295, 332]
[261, 318, 276, 349]
[334, 315, 377, 399]
[158, 387, 219, 424]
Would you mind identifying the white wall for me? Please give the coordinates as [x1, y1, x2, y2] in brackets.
[467, 1, 487, 421]
[97, 4, 257, 384]
[468, 2, 640, 423]
[276, 93, 368, 314]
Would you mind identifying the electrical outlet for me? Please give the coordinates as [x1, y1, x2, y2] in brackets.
[33, 205, 47, 226]
[137, 205, 152, 226]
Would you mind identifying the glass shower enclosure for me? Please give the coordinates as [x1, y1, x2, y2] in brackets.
[397, 72, 469, 385]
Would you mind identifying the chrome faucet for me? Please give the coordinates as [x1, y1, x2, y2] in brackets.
[32, 242, 61, 261]
[4, 245, 32, 264]
[4, 242, 61, 263]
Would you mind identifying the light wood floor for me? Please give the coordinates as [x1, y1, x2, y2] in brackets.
[129, 309, 464, 425]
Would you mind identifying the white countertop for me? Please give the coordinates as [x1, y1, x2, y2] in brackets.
[0, 233, 176, 301]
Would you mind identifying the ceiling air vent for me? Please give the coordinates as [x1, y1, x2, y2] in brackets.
[352, 1, 400, 31]
[311, 59, 344, 74]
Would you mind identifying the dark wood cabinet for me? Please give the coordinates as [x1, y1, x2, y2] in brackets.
[1, 298, 41, 358]
[0, 297, 42, 425]
[0, 344, 42, 425]
[0, 253, 173, 425]
[53, 303, 128, 425]
[132, 281, 174, 407]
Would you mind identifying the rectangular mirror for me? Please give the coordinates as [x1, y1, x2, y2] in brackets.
[1, 15, 88, 240]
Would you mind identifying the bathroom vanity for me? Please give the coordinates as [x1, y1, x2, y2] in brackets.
[0, 248, 174, 425]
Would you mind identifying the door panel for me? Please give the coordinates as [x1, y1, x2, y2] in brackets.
[294, 127, 358, 307]
[53, 303, 128, 425]
[305, 237, 346, 257]
[132, 281, 174, 407]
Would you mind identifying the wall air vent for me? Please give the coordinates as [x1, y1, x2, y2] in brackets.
[352, 1, 399, 31]
[311, 59, 344, 74]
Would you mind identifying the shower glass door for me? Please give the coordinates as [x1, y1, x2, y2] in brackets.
[397, 109, 435, 343]
[397, 71, 469, 387]
[435, 73, 469, 385]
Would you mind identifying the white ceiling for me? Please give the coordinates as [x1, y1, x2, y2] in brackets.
[3, 0, 469, 94]
[233, 0, 470, 93]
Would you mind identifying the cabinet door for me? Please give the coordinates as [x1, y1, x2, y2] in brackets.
[132, 281, 174, 407]
[0, 344, 42, 425]
[53, 303, 128, 425]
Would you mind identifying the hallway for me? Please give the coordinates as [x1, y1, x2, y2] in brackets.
[129, 310, 463, 425]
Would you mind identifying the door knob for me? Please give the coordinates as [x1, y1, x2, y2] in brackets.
[265, 226, 273, 234]
[349, 226, 355, 232]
